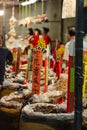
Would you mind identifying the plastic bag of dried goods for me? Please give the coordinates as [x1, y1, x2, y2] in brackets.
[29, 90, 65, 104]
[22, 103, 74, 121]
[0, 96, 23, 109]
[83, 109, 87, 121]
[57, 74, 68, 91]
[29, 94, 48, 103]
[83, 99, 87, 109]
[3, 81, 20, 89]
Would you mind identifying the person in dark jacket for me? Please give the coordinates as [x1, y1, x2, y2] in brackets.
[0, 36, 13, 86]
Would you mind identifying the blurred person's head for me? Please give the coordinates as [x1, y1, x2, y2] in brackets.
[68, 27, 76, 40]
[41, 27, 49, 35]
[34, 28, 41, 36]
[28, 28, 33, 35]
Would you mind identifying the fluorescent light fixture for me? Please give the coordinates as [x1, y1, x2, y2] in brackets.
[0, 10, 4, 16]
[21, 0, 37, 6]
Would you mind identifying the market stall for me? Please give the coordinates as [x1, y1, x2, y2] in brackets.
[0, 1, 87, 130]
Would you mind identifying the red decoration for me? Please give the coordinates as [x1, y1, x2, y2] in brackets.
[32, 50, 42, 94]
[56, 97, 65, 104]
[67, 56, 75, 113]
[55, 60, 62, 79]
[44, 57, 48, 92]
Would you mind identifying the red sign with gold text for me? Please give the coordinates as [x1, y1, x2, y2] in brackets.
[32, 50, 42, 94]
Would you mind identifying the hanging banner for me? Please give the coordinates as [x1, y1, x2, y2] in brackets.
[67, 56, 75, 113]
[32, 50, 42, 94]
[62, 0, 87, 19]
[67, 41, 75, 113]
[62, 0, 76, 19]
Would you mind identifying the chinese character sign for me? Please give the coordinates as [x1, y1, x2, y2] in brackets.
[32, 50, 42, 94]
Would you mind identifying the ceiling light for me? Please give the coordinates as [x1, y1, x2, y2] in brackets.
[21, 0, 37, 6]
[0, 10, 4, 16]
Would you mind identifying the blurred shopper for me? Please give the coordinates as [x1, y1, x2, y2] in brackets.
[0, 36, 13, 86]
[41, 27, 52, 46]
[27, 28, 34, 47]
[63, 27, 87, 72]
[63, 27, 76, 70]
[52, 39, 65, 60]
[52, 39, 65, 77]
[33, 28, 41, 47]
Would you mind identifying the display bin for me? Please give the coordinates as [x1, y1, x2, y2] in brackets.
[19, 103, 87, 130]
[0, 88, 23, 130]
[19, 103, 74, 130]
[20, 111, 87, 130]
[0, 107, 21, 130]
[20, 118, 74, 130]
